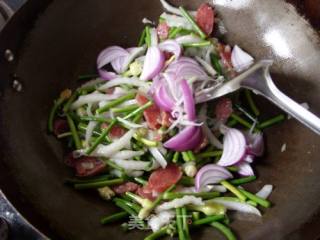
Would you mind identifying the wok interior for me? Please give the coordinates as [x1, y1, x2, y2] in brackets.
[0, 0, 320, 239]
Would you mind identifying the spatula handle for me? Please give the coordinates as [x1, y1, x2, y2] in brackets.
[242, 60, 320, 135]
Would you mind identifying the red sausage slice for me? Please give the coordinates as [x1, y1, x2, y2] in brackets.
[112, 182, 139, 195]
[215, 97, 233, 122]
[136, 185, 157, 200]
[101, 123, 126, 139]
[157, 22, 170, 40]
[136, 93, 162, 130]
[53, 119, 69, 136]
[196, 3, 215, 36]
[75, 157, 106, 177]
[148, 164, 182, 193]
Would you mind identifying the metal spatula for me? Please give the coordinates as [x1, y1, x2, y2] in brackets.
[196, 60, 320, 135]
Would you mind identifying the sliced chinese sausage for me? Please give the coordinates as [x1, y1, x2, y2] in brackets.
[101, 123, 126, 138]
[157, 22, 170, 40]
[53, 118, 69, 136]
[215, 97, 233, 122]
[136, 185, 157, 201]
[148, 164, 182, 193]
[75, 157, 106, 177]
[196, 3, 215, 36]
[136, 93, 162, 130]
[112, 182, 139, 195]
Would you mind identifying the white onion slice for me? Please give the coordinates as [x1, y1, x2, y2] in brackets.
[195, 56, 217, 77]
[148, 210, 175, 232]
[142, 17, 154, 25]
[140, 46, 165, 81]
[153, 83, 175, 112]
[149, 147, 167, 168]
[156, 144, 168, 156]
[216, 128, 247, 166]
[231, 45, 254, 72]
[113, 86, 129, 95]
[70, 92, 124, 110]
[158, 40, 182, 60]
[110, 169, 122, 178]
[111, 159, 149, 171]
[97, 46, 128, 69]
[126, 170, 144, 177]
[180, 79, 196, 121]
[110, 150, 145, 160]
[98, 69, 117, 80]
[160, 12, 193, 30]
[195, 164, 233, 191]
[166, 57, 207, 80]
[92, 129, 135, 157]
[205, 45, 214, 63]
[160, 0, 181, 15]
[150, 28, 158, 46]
[99, 77, 150, 90]
[175, 34, 202, 45]
[211, 197, 261, 216]
[179, 185, 227, 193]
[237, 162, 254, 176]
[156, 196, 203, 213]
[164, 126, 202, 151]
[179, 120, 203, 127]
[84, 121, 97, 148]
[256, 185, 273, 199]
[159, 0, 196, 16]
[245, 131, 264, 157]
[244, 155, 254, 163]
[111, 55, 127, 73]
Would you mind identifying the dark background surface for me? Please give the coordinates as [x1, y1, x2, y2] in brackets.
[287, 0, 320, 29]
[3, 0, 320, 29]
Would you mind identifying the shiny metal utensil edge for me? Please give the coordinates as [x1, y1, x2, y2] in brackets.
[197, 60, 320, 134]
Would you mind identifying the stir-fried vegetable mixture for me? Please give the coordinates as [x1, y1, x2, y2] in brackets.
[48, 1, 285, 239]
